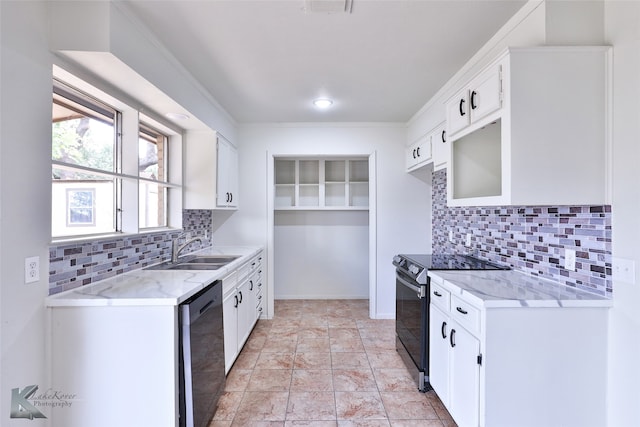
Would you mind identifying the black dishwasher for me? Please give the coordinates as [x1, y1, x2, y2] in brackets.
[179, 280, 225, 427]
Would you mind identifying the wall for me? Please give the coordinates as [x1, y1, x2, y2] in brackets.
[604, 2, 640, 426]
[432, 169, 612, 296]
[274, 210, 369, 299]
[211, 124, 432, 319]
[49, 210, 212, 295]
[0, 1, 234, 424]
[0, 1, 52, 424]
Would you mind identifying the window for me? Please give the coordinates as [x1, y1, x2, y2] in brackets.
[52, 81, 118, 237]
[52, 78, 182, 239]
[67, 189, 96, 226]
[138, 124, 168, 229]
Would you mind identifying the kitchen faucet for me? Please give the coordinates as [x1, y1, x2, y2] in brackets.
[172, 234, 203, 263]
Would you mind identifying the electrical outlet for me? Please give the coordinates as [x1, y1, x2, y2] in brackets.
[25, 256, 40, 283]
[465, 234, 472, 247]
[564, 249, 576, 271]
[613, 257, 636, 284]
[448, 230, 454, 242]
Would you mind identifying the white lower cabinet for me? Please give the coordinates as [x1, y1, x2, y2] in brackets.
[430, 304, 480, 427]
[429, 273, 609, 427]
[223, 252, 263, 373]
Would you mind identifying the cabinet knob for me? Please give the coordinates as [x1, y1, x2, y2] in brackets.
[416, 147, 420, 157]
[471, 90, 478, 110]
[412, 148, 417, 159]
[238, 291, 243, 304]
[441, 321, 447, 339]
[249, 280, 253, 290]
[456, 306, 468, 315]
[234, 295, 238, 308]
[441, 130, 446, 143]
[433, 291, 442, 297]
[459, 98, 466, 116]
[450, 329, 456, 348]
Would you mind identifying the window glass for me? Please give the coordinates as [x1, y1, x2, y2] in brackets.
[52, 82, 118, 238]
[138, 124, 168, 229]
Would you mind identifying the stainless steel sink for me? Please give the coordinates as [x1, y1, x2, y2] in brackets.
[145, 255, 240, 271]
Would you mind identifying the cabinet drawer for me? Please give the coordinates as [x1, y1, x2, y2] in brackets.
[430, 282, 450, 312]
[450, 295, 480, 335]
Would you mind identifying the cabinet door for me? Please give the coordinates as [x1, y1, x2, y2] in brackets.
[469, 64, 502, 124]
[431, 122, 449, 171]
[449, 324, 480, 427]
[406, 136, 432, 171]
[429, 305, 450, 405]
[223, 290, 239, 373]
[236, 279, 253, 347]
[446, 88, 470, 136]
[216, 137, 238, 208]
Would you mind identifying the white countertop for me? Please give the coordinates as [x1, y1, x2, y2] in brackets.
[46, 246, 263, 307]
[429, 270, 612, 308]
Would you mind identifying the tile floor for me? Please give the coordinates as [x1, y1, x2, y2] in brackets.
[210, 299, 457, 427]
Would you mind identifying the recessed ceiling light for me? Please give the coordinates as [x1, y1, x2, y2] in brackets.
[313, 98, 333, 109]
[165, 112, 190, 120]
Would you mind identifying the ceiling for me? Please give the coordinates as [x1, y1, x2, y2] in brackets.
[124, 0, 527, 123]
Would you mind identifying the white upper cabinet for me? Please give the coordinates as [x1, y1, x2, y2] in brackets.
[216, 136, 238, 208]
[406, 134, 432, 171]
[446, 46, 611, 207]
[184, 130, 238, 210]
[431, 122, 449, 171]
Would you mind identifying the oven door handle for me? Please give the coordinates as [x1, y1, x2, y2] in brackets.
[396, 274, 426, 299]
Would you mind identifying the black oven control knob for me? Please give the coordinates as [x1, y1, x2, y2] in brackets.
[409, 265, 420, 275]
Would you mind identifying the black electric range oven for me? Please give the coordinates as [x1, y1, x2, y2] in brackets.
[393, 254, 509, 392]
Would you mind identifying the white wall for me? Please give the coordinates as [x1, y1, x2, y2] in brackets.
[604, 3, 640, 426]
[211, 124, 432, 319]
[0, 1, 52, 424]
[274, 210, 369, 299]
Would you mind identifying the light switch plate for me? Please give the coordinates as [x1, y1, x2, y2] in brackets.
[613, 257, 636, 284]
[465, 234, 472, 247]
[448, 230, 454, 242]
[564, 249, 576, 271]
[25, 256, 40, 283]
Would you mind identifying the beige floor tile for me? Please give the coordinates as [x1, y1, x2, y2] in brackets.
[233, 350, 260, 370]
[233, 391, 289, 423]
[286, 391, 337, 421]
[331, 352, 370, 369]
[373, 369, 417, 392]
[389, 421, 444, 427]
[225, 369, 252, 392]
[330, 338, 365, 353]
[297, 337, 331, 352]
[338, 421, 391, 427]
[248, 369, 293, 391]
[286, 421, 338, 427]
[263, 337, 298, 353]
[255, 352, 296, 370]
[327, 318, 358, 328]
[294, 352, 332, 370]
[366, 352, 406, 370]
[213, 391, 244, 420]
[214, 300, 456, 427]
[291, 369, 334, 392]
[335, 391, 387, 420]
[380, 392, 439, 420]
[333, 369, 377, 392]
[298, 327, 330, 339]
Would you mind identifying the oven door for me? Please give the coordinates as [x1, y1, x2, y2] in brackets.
[395, 269, 428, 378]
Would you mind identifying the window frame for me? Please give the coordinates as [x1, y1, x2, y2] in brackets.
[51, 76, 183, 242]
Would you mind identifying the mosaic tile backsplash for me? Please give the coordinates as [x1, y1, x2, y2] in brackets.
[432, 169, 612, 297]
[49, 210, 213, 295]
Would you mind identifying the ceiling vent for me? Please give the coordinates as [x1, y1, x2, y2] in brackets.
[304, 0, 353, 14]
